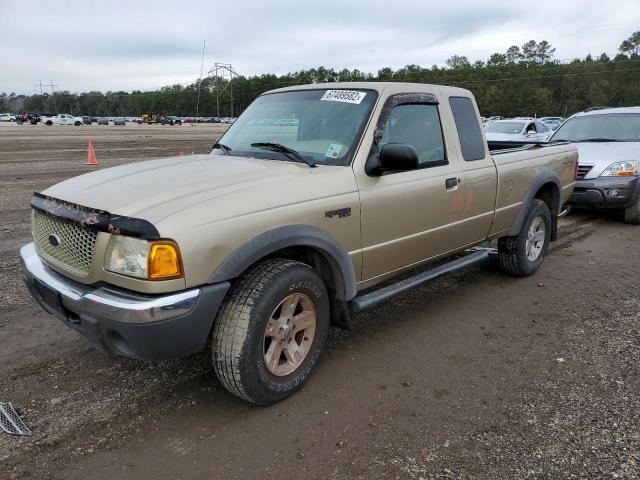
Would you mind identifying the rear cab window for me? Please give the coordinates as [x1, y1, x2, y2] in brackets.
[448, 96, 487, 161]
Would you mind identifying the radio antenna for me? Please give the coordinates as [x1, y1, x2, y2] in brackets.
[192, 40, 206, 155]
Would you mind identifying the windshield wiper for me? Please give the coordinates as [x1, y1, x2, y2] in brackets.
[212, 142, 232, 155]
[251, 142, 316, 168]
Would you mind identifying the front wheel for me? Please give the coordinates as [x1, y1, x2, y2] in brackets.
[498, 199, 552, 276]
[211, 259, 330, 405]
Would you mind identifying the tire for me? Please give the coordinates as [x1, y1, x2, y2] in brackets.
[74, 121, 81, 126]
[624, 197, 640, 224]
[45, 121, 52, 126]
[211, 258, 330, 405]
[498, 199, 552, 277]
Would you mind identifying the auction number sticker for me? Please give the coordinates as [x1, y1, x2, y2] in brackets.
[321, 90, 367, 104]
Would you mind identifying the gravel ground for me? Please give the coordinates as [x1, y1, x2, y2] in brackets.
[0, 124, 638, 479]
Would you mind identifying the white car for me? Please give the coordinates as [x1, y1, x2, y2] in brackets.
[42, 114, 84, 126]
[484, 119, 551, 142]
[549, 107, 640, 223]
[0, 113, 16, 122]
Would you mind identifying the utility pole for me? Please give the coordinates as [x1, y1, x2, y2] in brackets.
[208, 63, 239, 118]
[42, 81, 59, 112]
[33, 81, 44, 113]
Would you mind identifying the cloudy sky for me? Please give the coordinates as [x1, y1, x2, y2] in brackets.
[1, 0, 638, 94]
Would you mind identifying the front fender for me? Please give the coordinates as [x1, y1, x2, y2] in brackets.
[208, 224, 357, 301]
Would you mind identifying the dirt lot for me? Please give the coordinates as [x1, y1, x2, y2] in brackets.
[1, 123, 638, 479]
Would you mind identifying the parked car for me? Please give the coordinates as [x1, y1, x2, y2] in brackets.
[0, 113, 16, 122]
[113, 118, 126, 126]
[15, 112, 40, 125]
[540, 116, 564, 131]
[550, 106, 640, 223]
[543, 119, 562, 130]
[159, 116, 182, 125]
[484, 119, 551, 142]
[97, 117, 109, 125]
[41, 114, 84, 126]
[540, 116, 563, 124]
[21, 82, 577, 405]
[81, 116, 92, 125]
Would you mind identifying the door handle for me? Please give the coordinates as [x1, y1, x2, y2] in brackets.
[445, 177, 460, 189]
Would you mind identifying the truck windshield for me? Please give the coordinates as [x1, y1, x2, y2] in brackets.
[484, 121, 525, 134]
[551, 113, 640, 142]
[213, 89, 377, 166]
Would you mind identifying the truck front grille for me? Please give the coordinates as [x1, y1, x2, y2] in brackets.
[576, 165, 593, 179]
[32, 210, 97, 276]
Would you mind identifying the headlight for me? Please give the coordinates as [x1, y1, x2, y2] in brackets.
[600, 161, 639, 177]
[105, 236, 183, 280]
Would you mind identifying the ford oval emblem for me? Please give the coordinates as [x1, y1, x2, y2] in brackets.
[48, 234, 61, 247]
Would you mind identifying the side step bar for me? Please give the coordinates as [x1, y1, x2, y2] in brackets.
[349, 249, 491, 313]
[558, 205, 571, 218]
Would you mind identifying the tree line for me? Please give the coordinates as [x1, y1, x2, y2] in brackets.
[2, 32, 640, 119]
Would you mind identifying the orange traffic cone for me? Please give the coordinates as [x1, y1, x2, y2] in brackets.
[179, 149, 185, 156]
[86, 140, 98, 166]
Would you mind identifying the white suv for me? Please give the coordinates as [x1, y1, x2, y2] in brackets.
[550, 107, 640, 224]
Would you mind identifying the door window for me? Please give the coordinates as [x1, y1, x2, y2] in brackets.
[379, 104, 446, 168]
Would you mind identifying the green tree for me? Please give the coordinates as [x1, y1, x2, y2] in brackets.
[445, 55, 470, 69]
[619, 31, 640, 56]
[505, 45, 522, 64]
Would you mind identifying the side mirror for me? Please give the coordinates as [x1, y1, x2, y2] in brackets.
[378, 143, 419, 171]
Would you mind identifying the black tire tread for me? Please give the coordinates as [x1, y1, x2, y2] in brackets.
[498, 199, 550, 277]
[497, 235, 521, 276]
[211, 258, 308, 403]
[624, 198, 640, 224]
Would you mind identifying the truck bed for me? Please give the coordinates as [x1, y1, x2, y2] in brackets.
[488, 140, 570, 154]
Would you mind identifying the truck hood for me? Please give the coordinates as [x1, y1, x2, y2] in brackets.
[573, 141, 640, 179]
[42, 154, 344, 225]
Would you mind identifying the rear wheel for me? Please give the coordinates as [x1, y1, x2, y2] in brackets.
[74, 121, 81, 126]
[45, 120, 52, 126]
[624, 197, 640, 224]
[211, 258, 330, 405]
[498, 199, 552, 276]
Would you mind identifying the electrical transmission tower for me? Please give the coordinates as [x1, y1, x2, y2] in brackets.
[208, 63, 239, 118]
[33, 80, 59, 112]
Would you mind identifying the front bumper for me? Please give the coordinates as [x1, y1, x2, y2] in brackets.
[20, 243, 229, 361]
[569, 176, 640, 209]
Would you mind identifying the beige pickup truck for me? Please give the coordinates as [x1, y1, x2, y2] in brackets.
[21, 82, 577, 404]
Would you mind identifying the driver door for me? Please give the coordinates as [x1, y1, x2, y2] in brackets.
[357, 94, 467, 284]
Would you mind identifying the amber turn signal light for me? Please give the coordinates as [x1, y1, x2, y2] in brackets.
[148, 241, 183, 280]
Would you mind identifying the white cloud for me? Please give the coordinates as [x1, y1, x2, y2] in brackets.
[1, 0, 637, 93]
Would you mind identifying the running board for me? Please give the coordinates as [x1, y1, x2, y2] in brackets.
[558, 205, 571, 218]
[349, 249, 491, 313]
